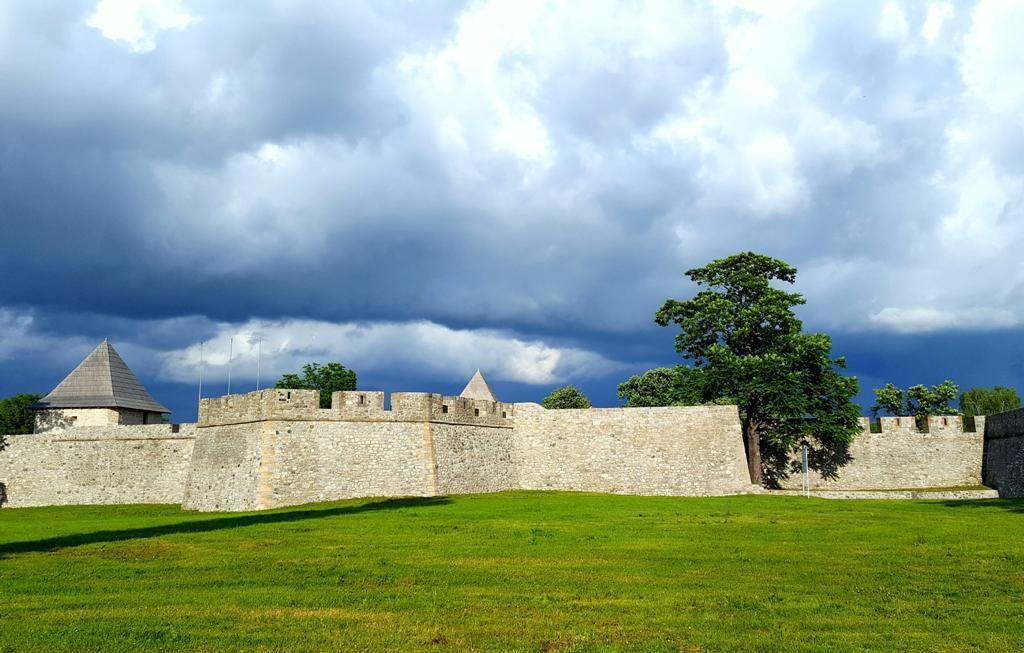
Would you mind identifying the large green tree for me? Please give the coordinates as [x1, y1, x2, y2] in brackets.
[0, 393, 41, 437]
[960, 386, 1021, 417]
[275, 363, 357, 409]
[655, 252, 861, 486]
[541, 386, 591, 409]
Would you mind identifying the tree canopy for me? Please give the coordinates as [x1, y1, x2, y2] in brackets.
[616, 366, 723, 408]
[871, 381, 959, 418]
[617, 367, 688, 407]
[654, 252, 861, 486]
[0, 393, 42, 436]
[541, 386, 591, 409]
[275, 363, 357, 409]
[960, 386, 1021, 417]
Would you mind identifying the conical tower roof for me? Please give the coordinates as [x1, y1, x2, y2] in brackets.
[31, 340, 169, 413]
[459, 369, 498, 402]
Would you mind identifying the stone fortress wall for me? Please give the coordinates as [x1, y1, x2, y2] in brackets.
[0, 387, 757, 510]
[981, 408, 1024, 497]
[183, 389, 755, 511]
[0, 424, 195, 508]
[778, 416, 986, 491]
[514, 403, 756, 496]
[183, 389, 520, 511]
[4, 388, 1024, 511]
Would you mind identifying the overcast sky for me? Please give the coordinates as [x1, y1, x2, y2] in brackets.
[2, 0, 1023, 420]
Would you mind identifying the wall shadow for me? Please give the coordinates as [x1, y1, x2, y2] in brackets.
[0, 496, 451, 558]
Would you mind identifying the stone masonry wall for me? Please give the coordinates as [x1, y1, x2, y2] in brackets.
[0, 424, 195, 508]
[255, 420, 435, 509]
[181, 422, 263, 512]
[184, 390, 518, 511]
[431, 423, 519, 495]
[778, 417, 984, 490]
[513, 404, 758, 496]
[35, 407, 121, 432]
[983, 408, 1024, 498]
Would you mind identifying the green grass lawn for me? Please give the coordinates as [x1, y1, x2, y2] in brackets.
[2, 493, 1023, 652]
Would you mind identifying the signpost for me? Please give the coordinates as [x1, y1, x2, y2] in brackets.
[802, 444, 809, 498]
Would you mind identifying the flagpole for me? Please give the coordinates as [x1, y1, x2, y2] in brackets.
[256, 335, 262, 391]
[198, 341, 204, 403]
[227, 336, 234, 395]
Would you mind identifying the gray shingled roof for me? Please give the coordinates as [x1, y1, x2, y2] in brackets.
[459, 369, 498, 402]
[31, 340, 169, 413]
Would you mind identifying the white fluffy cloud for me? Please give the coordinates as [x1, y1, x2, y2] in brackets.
[88, 0, 196, 52]
[158, 318, 623, 387]
[869, 307, 1019, 334]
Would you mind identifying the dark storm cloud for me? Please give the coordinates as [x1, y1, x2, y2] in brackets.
[2, 0, 1024, 419]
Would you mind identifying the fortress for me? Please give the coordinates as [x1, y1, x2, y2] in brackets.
[2, 341, 1024, 510]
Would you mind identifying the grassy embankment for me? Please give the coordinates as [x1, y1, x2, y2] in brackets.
[2, 492, 1023, 652]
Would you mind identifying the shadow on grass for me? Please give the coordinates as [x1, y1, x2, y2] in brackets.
[937, 497, 1024, 514]
[0, 496, 451, 558]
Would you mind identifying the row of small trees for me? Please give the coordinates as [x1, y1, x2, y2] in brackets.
[870, 382, 1019, 419]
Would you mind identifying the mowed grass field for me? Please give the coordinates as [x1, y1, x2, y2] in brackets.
[2, 493, 1023, 652]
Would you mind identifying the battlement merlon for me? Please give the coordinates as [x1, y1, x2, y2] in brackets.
[197, 389, 514, 427]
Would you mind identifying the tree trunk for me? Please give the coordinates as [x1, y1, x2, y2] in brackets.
[742, 419, 763, 486]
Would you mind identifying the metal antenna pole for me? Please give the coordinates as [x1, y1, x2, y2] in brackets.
[227, 336, 234, 395]
[198, 341, 204, 403]
[256, 335, 262, 391]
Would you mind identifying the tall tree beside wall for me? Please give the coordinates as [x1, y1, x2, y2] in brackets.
[275, 363, 357, 409]
[0, 393, 41, 437]
[960, 386, 1021, 417]
[654, 252, 861, 487]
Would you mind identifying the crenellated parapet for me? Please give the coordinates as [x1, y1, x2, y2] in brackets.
[857, 415, 985, 435]
[198, 389, 514, 428]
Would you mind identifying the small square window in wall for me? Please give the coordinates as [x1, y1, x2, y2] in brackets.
[502, 411, 507, 418]
[474, 408, 480, 417]
[442, 405, 449, 414]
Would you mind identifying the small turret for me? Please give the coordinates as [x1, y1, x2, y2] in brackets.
[459, 369, 498, 402]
